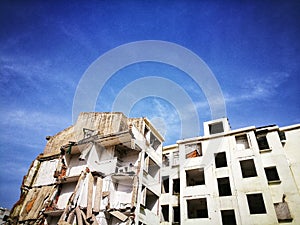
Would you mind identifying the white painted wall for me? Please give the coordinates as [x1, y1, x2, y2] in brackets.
[33, 159, 58, 186]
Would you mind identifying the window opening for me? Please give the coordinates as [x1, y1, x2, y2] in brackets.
[162, 176, 169, 194]
[173, 206, 180, 223]
[235, 134, 250, 150]
[186, 168, 205, 186]
[240, 159, 257, 178]
[173, 178, 180, 195]
[162, 153, 170, 167]
[209, 122, 224, 134]
[265, 167, 280, 182]
[221, 210, 237, 225]
[185, 143, 202, 158]
[215, 152, 227, 168]
[274, 198, 293, 222]
[148, 157, 160, 180]
[256, 131, 270, 150]
[247, 193, 266, 214]
[187, 198, 208, 218]
[150, 132, 161, 150]
[217, 177, 232, 196]
[161, 205, 169, 222]
[172, 151, 179, 166]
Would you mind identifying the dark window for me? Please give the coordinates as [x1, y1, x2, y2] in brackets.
[162, 176, 169, 193]
[240, 159, 257, 178]
[247, 193, 266, 214]
[278, 131, 287, 146]
[209, 122, 224, 134]
[144, 126, 149, 137]
[148, 157, 159, 179]
[161, 205, 169, 222]
[278, 131, 286, 141]
[221, 210, 237, 225]
[217, 177, 232, 196]
[215, 152, 227, 168]
[256, 132, 270, 150]
[173, 178, 180, 195]
[265, 167, 280, 182]
[187, 198, 208, 218]
[145, 189, 159, 212]
[173, 206, 180, 223]
[186, 168, 205, 186]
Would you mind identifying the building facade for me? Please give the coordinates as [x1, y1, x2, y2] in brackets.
[8, 113, 300, 225]
[9, 112, 164, 225]
[160, 118, 300, 225]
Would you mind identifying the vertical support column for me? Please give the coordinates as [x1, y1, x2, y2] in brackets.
[93, 177, 103, 213]
[87, 173, 94, 220]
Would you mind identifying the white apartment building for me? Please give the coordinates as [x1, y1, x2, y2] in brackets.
[160, 118, 300, 225]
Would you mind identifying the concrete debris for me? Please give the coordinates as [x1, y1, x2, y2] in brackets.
[8, 112, 163, 225]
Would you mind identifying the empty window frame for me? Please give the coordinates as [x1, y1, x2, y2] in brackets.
[150, 132, 161, 150]
[144, 153, 149, 172]
[217, 177, 232, 196]
[264, 167, 280, 182]
[173, 206, 180, 223]
[235, 134, 250, 150]
[186, 168, 205, 186]
[278, 131, 287, 144]
[161, 205, 169, 222]
[246, 193, 267, 214]
[221, 210, 237, 225]
[172, 151, 179, 166]
[140, 185, 146, 206]
[185, 143, 202, 158]
[215, 152, 227, 168]
[148, 157, 160, 179]
[173, 178, 180, 195]
[256, 132, 270, 150]
[162, 153, 170, 167]
[145, 189, 159, 213]
[187, 198, 208, 218]
[274, 202, 293, 222]
[144, 126, 149, 137]
[162, 176, 169, 193]
[209, 122, 224, 134]
[240, 159, 257, 178]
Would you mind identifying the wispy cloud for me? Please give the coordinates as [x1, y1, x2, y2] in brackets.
[0, 108, 71, 148]
[225, 72, 290, 103]
[0, 108, 71, 131]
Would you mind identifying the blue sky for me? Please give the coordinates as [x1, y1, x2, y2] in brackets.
[0, 0, 299, 208]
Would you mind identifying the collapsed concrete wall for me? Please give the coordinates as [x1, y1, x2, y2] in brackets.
[9, 112, 163, 225]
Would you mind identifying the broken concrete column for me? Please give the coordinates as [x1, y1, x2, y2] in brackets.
[87, 173, 94, 220]
[75, 207, 83, 225]
[93, 177, 103, 213]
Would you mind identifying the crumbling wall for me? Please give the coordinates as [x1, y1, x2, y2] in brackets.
[9, 112, 163, 225]
[44, 126, 75, 156]
[44, 112, 130, 157]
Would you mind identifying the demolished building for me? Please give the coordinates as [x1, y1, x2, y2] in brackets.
[9, 112, 163, 225]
